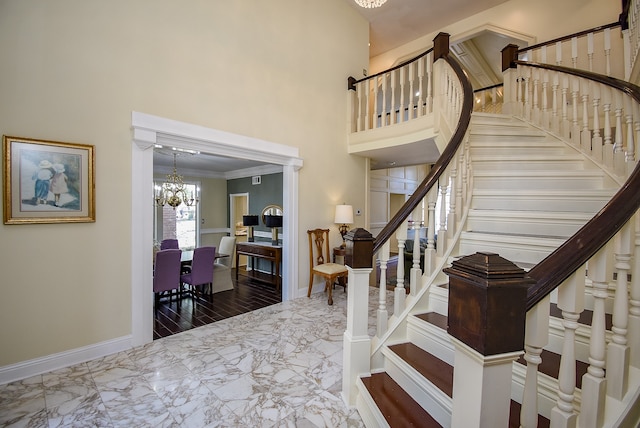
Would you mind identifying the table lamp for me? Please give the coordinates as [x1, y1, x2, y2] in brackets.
[334, 204, 354, 247]
[242, 215, 259, 242]
[264, 215, 283, 246]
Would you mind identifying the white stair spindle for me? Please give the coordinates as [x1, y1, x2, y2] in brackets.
[437, 177, 448, 257]
[424, 187, 437, 276]
[625, 95, 636, 174]
[581, 79, 592, 153]
[390, 69, 397, 125]
[533, 68, 541, 125]
[418, 56, 426, 117]
[410, 205, 423, 297]
[561, 74, 570, 140]
[556, 40, 563, 66]
[542, 69, 550, 129]
[579, 248, 609, 428]
[356, 80, 365, 132]
[377, 241, 390, 338]
[614, 90, 626, 175]
[394, 222, 407, 316]
[550, 268, 586, 428]
[607, 223, 632, 400]
[381, 73, 389, 127]
[426, 53, 433, 114]
[603, 86, 613, 168]
[588, 32, 595, 72]
[552, 71, 560, 133]
[571, 36, 578, 68]
[604, 28, 612, 76]
[365, 78, 372, 130]
[592, 82, 603, 162]
[372, 77, 379, 129]
[521, 295, 550, 428]
[631, 214, 640, 369]
[571, 77, 581, 146]
[408, 61, 416, 121]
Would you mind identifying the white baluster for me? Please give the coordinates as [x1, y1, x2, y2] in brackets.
[603, 87, 613, 168]
[356, 80, 365, 132]
[437, 177, 448, 257]
[521, 295, 550, 428]
[550, 268, 585, 428]
[588, 32, 595, 72]
[390, 69, 397, 125]
[561, 75, 571, 140]
[571, 36, 578, 68]
[624, 95, 636, 176]
[580, 248, 608, 428]
[571, 77, 580, 146]
[607, 223, 631, 400]
[532, 68, 540, 125]
[551, 72, 560, 133]
[631, 214, 640, 369]
[377, 241, 390, 338]
[372, 77, 379, 129]
[592, 82, 603, 162]
[614, 90, 626, 175]
[447, 164, 457, 240]
[524, 68, 532, 121]
[410, 205, 423, 297]
[381, 73, 388, 127]
[604, 28, 612, 76]
[408, 61, 416, 121]
[542, 69, 550, 129]
[417, 55, 425, 117]
[426, 53, 433, 114]
[580, 79, 592, 154]
[424, 186, 437, 276]
[394, 222, 407, 316]
[456, 149, 464, 222]
[556, 40, 563, 66]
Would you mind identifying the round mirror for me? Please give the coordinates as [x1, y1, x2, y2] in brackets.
[261, 204, 283, 225]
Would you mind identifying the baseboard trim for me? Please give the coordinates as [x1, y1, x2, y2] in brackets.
[0, 335, 132, 385]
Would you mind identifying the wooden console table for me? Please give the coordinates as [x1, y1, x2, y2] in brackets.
[236, 241, 282, 290]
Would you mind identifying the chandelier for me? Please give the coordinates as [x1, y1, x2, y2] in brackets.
[354, 0, 387, 8]
[154, 153, 198, 209]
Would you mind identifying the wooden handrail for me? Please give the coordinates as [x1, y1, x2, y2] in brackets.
[372, 54, 474, 254]
[516, 21, 621, 56]
[473, 83, 503, 93]
[514, 60, 640, 310]
[349, 47, 434, 88]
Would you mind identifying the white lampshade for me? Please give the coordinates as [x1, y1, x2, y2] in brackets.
[334, 204, 354, 224]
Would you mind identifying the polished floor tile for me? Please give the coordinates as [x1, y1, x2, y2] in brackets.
[0, 287, 389, 427]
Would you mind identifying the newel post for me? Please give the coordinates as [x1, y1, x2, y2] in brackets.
[502, 44, 520, 115]
[342, 228, 374, 407]
[444, 252, 532, 428]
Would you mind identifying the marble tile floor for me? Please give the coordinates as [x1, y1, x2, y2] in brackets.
[1, 287, 393, 427]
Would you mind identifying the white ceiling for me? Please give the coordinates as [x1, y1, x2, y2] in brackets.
[155, 0, 515, 176]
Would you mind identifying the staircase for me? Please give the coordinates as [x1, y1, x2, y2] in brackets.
[355, 114, 622, 427]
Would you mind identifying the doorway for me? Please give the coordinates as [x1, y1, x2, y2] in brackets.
[131, 111, 303, 347]
[229, 193, 249, 268]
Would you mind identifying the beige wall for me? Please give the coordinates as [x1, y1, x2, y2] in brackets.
[0, 0, 369, 367]
[369, 0, 620, 74]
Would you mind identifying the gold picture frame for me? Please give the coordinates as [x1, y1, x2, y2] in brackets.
[3, 135, 95, 224]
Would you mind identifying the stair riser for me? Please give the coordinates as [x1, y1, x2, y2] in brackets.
[473, 174, 605, 191]
[470, 144, 569, 157]
[383, 348, 452, 426]
[466, 216, 587, 238]
[459, 236, 561, 265]
[471, 194, 610, 213]
[473, 159, 585, 171]
[407, 318, 455, 366]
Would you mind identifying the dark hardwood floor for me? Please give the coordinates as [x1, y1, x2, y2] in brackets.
[153, 267, 282, 340]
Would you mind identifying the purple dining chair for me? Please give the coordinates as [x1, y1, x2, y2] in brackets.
[153, 249, 182, 305]
[181, 246, 216, 297]
[160, 239, 179, 250]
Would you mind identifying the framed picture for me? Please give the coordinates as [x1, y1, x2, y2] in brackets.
[3, 135, 95, 224]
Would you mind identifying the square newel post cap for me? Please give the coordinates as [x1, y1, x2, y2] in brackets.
[345, 228, 373, 269]
[443, 252, 534, 356]
[501, 44, 520, 71]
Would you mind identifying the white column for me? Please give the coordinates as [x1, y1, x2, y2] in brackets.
[342, 265, 373, 407]
[450, 338, 522, 428]
[377, 241, 390, 338]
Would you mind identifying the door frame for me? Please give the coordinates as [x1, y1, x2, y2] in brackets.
[131, 111, 302, 346]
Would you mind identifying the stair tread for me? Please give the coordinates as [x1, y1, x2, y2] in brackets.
[415, 312, 448, 330]
[361, 372, 442, 428]
[388, 342, 453, 397]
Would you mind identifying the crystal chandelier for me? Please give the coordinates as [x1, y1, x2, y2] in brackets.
[354, 0, 387, 8]
[154, 153, 198, 209]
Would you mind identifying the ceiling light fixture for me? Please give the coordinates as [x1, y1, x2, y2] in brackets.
[354, 0, 387, 8]
[154, 152, 199, 209]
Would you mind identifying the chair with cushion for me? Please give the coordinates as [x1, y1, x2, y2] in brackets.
[212, 236, 236, 293]
[307, 228, 348, 305]
[181, 246, 216, 297]
[153, 249, 182, 306]
[160, 239, 179, 250]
